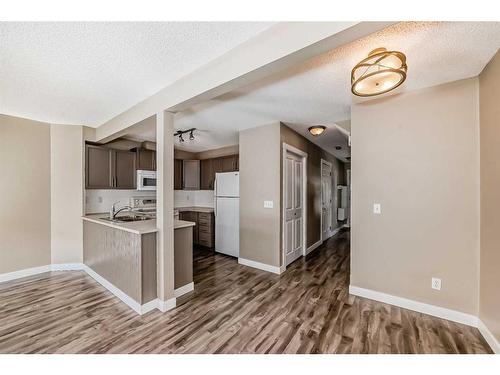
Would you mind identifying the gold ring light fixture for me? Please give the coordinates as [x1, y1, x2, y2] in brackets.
[351, 47, 407, 97]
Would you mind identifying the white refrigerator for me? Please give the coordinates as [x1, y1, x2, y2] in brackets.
[214, 172, 239, 257]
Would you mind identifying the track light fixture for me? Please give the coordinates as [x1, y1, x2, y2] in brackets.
[174, 128, 196, 143]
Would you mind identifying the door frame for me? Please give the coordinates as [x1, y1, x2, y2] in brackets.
[320, 159, 333, 242]
[282, 143, 308, 269]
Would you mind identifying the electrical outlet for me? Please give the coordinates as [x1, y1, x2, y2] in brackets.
[432, 277, 442, 290]
[264, 200, 274, 209]
[98, 196, 103, 203]
[373, 203, 381, 214]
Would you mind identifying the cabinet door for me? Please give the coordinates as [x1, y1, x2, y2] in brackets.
[234, 155, 239, 171]
[183, 160, 200, 190]
[200, 159, 213, 190]
[221, 156, 235, 172]
[136, 149, 155, 171]
[86, 145, 112, 189]
[174, 159, 183, 190]
[114, 150, 136, 189]
[212, 157, 223, 174]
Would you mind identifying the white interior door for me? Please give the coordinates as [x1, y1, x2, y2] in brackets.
[321, 161, 333, 239]
[284, 151, 304, 266]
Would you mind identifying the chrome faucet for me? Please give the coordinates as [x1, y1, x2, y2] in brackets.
[109, 201, 133, 220]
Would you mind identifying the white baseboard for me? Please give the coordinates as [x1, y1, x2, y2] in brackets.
[305, 240, 322, 256]
[349, 285, 479, 327]
[82, 264, 145, 314]
[174, 282, 194, 298]
[158, 297, 176, 312]
[478, 319, 500, 354]
[238, 257, 283, 275]
[140, 298, 160, 315]
[51, 263, 84, 271]
[0, 265, 51, 283]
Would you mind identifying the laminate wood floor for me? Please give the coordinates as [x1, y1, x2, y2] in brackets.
[0, 230, 492, 354]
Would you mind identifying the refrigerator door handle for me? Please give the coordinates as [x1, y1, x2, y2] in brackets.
[214, 175, 217, 217]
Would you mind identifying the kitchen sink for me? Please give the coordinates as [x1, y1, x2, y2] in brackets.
[101, 215, 153, 223]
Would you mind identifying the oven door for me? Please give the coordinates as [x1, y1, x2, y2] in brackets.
[137, 170, 157, 191]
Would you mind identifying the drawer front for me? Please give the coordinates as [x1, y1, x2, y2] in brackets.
[198, 225, 211, 234]
[198, 212, 212, 221]
[198, 217, 212, 227]
[198, 232, 213, 247]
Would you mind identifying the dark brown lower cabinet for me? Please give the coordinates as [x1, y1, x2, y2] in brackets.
[179, 211, 214, 248]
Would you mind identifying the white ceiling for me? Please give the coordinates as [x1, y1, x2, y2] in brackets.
[0, 22, 274, 125]
[172, 22, 500, 158]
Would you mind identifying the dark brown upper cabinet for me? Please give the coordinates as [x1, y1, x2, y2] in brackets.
[200, 159, 214, 190]
[136, 148, 156, 171]
[86, 144, 113, 189]
[199, 154, 239, 190]
[221, 155, 238, 172]
[86, 144, 136, 189]
[174, 159, 183, 190]
[114, 150, 136, 189]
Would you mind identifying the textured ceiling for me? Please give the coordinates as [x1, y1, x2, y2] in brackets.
[173, 22, 500, 158]
[0, 22, 274, 125]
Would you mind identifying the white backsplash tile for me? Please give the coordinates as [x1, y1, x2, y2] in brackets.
[174, 190, 214, 208]
[85, 189, 156, 214]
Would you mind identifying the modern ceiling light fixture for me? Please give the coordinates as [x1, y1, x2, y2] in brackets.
[308, 125, 326, 136]
[351, 47, 407, 97]
[174, 128, 196, 143]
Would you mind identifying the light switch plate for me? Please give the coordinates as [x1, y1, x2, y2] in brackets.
[373, 203, 381, 214]
[264, 200, 274, 209]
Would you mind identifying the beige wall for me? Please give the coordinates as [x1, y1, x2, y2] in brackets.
[280, 124, 345, 248]
[50, 124, 84, 264]
[239, 122, 281, 267]
[479, 50, 500, 341]
[0, 115, 51, 273]
[351, 78, 480, 315]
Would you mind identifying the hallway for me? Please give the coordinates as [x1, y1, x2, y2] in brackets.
[0, 230, 492, 353]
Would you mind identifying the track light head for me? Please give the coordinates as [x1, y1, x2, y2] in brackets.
[179, 134, 184, 143]
[189, 130, 195, 141]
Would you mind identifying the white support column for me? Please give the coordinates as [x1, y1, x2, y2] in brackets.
[156, 111, 176, 311]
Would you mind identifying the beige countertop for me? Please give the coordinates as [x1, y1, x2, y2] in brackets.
[175, 206, 214, 213]
[174, 220, 196, 229]
[82, 214, 158, 235]
[83, 214, 195, 233]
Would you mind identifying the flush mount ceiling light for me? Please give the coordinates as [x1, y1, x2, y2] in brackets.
[351, 47, 407, 97]
[308, 125, 326, 136]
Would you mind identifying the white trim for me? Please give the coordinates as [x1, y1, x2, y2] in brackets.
[51, 263, 84, 271]
[282, 143, 308, 268]
[478, 320, 500, 354]
[238, 257, 283, 275]
[0, 265, 51, 283]
[305, 240, 322, 256]
[82, 264, 144, 314]
[140, 298, 160, 315]
[349, 285, 479, 327]
[320, 158, 333, 242]
[157, 297, 176, 312]
[174, 282, 194, 298]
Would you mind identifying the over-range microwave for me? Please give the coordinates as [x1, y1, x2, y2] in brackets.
[137, 170, 157, 191]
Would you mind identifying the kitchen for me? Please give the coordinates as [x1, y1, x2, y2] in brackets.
[81, 123, 240, 314]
